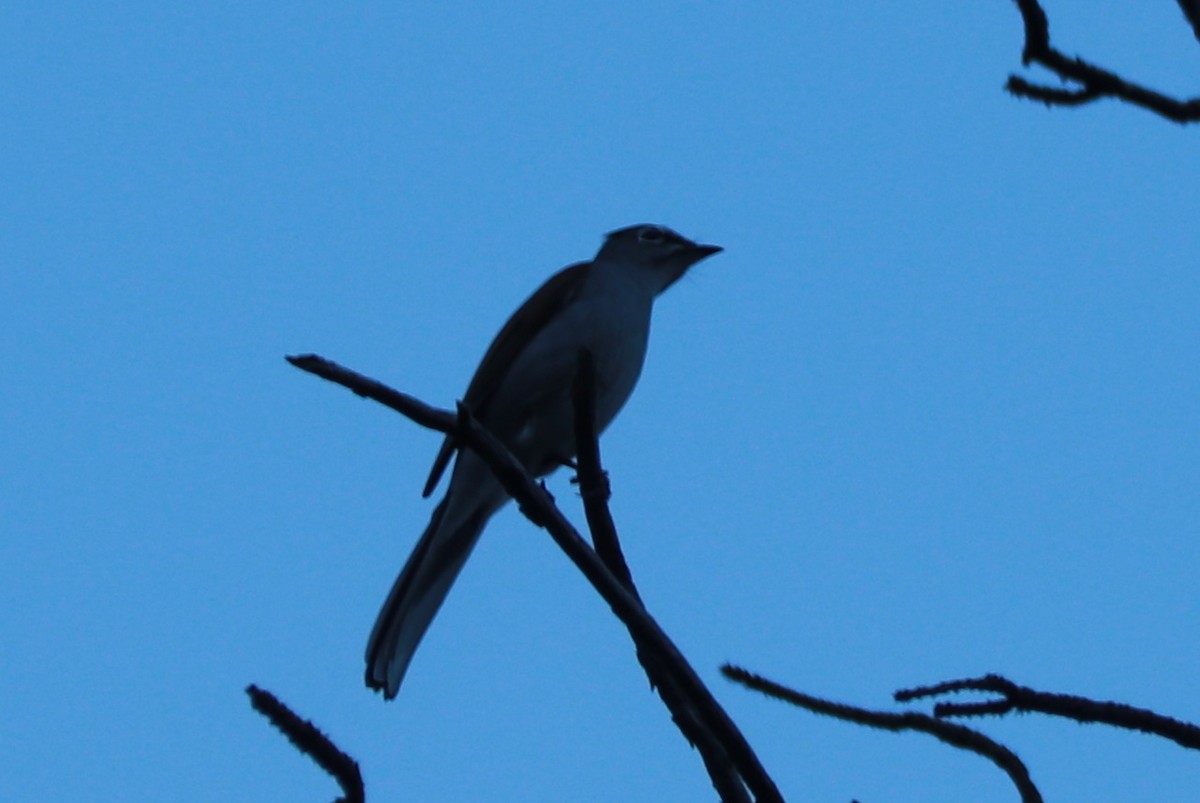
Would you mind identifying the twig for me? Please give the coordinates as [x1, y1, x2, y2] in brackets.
[570, 350, 755, 803]
[570, 350, 637, 596]
[1007, 0, 1200, 123]
[1176, 0, 1200, 44]
[285, 354, 454, 434]
[247, 684, 365, 803]
[722, 665, 1042, 803]
[898, 674, 1200, 751]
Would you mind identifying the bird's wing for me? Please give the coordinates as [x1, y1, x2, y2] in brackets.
[421, 261, 592, 496]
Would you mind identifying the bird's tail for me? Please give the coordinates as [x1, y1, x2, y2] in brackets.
[364, 485, 500, 698]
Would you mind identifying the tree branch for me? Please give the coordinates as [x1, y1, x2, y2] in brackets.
[897, 674, 1200, 751]
[722, 665, 1043, 803]
[1176, 0, 1200, 44]
[570, 350, 637, 597]
[247, 684, 365, 803]
[285, 354, 454, 434]
[1007, 0, 1200, 123]
[570, 350, 772, 803]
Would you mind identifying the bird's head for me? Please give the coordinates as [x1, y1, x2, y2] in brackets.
[597, 224, 722, 294]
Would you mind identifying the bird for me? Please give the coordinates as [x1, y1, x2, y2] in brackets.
[365, 223, 722, 698]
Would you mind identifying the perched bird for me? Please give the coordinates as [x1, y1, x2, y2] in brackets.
[366, 223, 721, 698]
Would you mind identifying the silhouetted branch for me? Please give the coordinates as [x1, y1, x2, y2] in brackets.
[247, 684, 365, 803]
[1006, 76, 1102, 107]
[570, 350, 636, 596]
[1177, 0, 1200, 44]
[1007, 0, 1200, 123]
[570, 350, 761, 803]
[287, 353, 782, 803]
[897, 674, 1200, 751]
[722, 665, 1043, 803]
[286, 354, 454, 434]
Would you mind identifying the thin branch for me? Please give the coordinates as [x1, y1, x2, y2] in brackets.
[571, 350, 751, 803]
[286, 354, 454, 434]
[247, 684, 365, 803]
[570, 349, 637, 596]
[898, 674, 1200, 751]
[722, 665, 1042, 803]
[288, 353, 782, 803]
[1177, 0, 1200, 44]
[1005, 76, 1102, 107]
[1008, 0, 1200, 123]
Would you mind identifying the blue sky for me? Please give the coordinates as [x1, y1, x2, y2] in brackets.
[4, 2, 1199, 801]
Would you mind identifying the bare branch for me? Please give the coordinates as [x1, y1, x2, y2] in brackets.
[898, 674, 1200, 751]
[722, 665, 1043, 803]
[1177, 0, 1200, 44]
[570, 349, 637, 596]
[286, 354, 454, 434]
[247, 684, 365, 803]
[1006, 75, 1102, 107]
[570, 350, 758, 803]
[1008, 0, 1200, 123]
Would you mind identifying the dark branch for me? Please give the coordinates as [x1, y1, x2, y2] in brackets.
[570, 350, 637, 596]
[286, 354, 454, 434]
[1006, 76, 1102, 107]
[1014, 0, 1050, 57]
[722, 666, 1043, 803]
[1177, 0, 1200, 44]
[571, 350, 753, 803]
[898, 674, 1200, 751]
[1008, 0, 1200, 123]
[247, 684, 365, 803]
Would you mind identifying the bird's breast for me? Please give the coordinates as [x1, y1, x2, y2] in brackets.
[489, 271, 655, 466]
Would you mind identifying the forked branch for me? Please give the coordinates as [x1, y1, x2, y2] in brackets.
[1007, 0, 1200, 122]
[722, 665, 1043, 803]
[897, 673, 1200, 750]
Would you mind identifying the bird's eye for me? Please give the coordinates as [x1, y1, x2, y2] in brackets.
[638, 226, 666, 244]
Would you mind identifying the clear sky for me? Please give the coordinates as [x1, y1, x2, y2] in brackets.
[4, 2, 1199, 801]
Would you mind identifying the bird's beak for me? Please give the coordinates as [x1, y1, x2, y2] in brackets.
[687, 243, 723, 261]
[660, 242, 722, 293]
